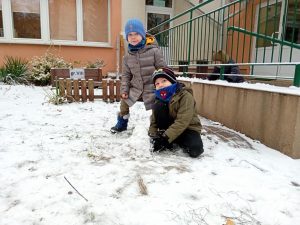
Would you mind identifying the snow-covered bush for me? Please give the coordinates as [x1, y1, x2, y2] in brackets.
[28, 52, 72, 86]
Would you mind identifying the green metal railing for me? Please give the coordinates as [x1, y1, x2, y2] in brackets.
[148, 0, 300, 86]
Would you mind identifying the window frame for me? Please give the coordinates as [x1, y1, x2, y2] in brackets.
[145, 1, 173, 31]
[0, 0, 111, 47]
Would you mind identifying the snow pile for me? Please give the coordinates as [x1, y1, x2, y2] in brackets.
[178, 77, 300, 96]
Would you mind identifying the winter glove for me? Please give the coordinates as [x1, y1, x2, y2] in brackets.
[148, 129, 165, 138]
[151, 133, 172, 152]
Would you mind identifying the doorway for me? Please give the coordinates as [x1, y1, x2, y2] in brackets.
[145, 0, 173, 64]
[252, 0, 300, 78]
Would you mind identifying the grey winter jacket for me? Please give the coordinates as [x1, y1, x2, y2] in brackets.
[121, 35, 167, 110]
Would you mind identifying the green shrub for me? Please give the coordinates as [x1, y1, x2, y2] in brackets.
[28, 52, 72, 86]
[0, 56, 29, 84]
[0, 67, 6, 81]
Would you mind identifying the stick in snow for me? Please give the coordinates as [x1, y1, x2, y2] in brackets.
[64, 176, 88, 202]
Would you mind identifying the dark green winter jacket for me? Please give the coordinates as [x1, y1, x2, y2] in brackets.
[149, 83, 202, 143]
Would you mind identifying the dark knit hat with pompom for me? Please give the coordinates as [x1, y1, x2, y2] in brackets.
[152, 67, 177, 84]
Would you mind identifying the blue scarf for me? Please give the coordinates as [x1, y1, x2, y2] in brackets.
[154, 83, 178, 102]
[128, 39, 146, 52]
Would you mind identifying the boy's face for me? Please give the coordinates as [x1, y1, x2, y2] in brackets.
[154, 77, 172, 90]
[127, 32, 143, 46]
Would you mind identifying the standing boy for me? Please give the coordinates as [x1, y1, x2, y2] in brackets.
[149, 67, 204, 158]
[111, 18, 166, 133]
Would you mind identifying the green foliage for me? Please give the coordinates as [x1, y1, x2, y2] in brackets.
[28, 52, 72, 86]
[0, 56, 29, 84]
[85, 59, 105, 68]
[0, 67, 6, 81]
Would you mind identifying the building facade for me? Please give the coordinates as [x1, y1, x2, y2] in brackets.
[0, 0, 122, 75]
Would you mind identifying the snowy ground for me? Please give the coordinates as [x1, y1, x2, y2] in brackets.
[0, 84, 300, 225]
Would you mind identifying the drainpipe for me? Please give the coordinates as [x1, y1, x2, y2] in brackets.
[116, 34, 120, 79]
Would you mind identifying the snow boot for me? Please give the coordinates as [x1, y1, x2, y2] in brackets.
[110, 114, 129, 133]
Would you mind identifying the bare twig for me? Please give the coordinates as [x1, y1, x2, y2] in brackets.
[64, 176, 88, 202]
[239, 160, 267, 172]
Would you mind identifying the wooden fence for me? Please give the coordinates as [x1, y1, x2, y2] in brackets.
[57, 78, 121, 102]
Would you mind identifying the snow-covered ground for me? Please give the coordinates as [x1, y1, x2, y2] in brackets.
[0, 84, 299, 225]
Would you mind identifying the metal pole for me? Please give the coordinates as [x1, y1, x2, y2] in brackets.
[293, 64, 300, 87]
[187, 11, 193, 65]
[220, 66, 225, 80]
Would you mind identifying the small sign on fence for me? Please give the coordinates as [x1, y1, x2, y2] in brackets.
[70, 68, 85, 79]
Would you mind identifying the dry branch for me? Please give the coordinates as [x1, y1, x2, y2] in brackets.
[64, 176, 88, 202]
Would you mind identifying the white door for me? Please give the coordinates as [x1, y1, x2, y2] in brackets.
[252, 0, 300, 79]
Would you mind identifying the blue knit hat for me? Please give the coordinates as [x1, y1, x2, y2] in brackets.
[125, 19, 146, 41]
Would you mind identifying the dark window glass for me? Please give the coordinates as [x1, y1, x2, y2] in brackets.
[11, 0, 41, 39]
[256, 3, 281, 48]
[284, 0, 300, 44]
[147, 12, 170, 32]
[147, 12, 170, 46]
[146, 0, 172, 8]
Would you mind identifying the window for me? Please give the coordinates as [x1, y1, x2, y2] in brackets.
[147, 12, 170, 33]
[147, 13, 170, 46]
[83, 0, 108, 42]
[256, 3, 281, 48]
[0, 0, 110, 46]
[145, 0, 172, 45]
[284, 0, 300, 44]
[11, 0, 41, 39]
[146, 0, 172, 8]
[49, 0, 77, 40]
[0, 0, 3, 37]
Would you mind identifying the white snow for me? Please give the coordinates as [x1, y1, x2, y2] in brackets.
[0, 84, 300, 225]
[178, 77, 300, 96]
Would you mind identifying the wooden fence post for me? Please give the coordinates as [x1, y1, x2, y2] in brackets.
[88, 79, 94, 101]
[116, 79, 121, 102]
[59, 78, 65, 97]
[102, 79, 108, 102]
[73, 80, 80, 102]
[109, 79, 115, 102]
[66, 78, 73, 102]
[81, 80, 87, 102]
[98, 68, 103, 81]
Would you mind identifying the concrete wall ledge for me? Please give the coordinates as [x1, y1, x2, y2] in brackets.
[179, 79, 300, 158]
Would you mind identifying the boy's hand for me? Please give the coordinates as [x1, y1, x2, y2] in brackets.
[151, 133, 172, 152]
[121, 93, 128, 99]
